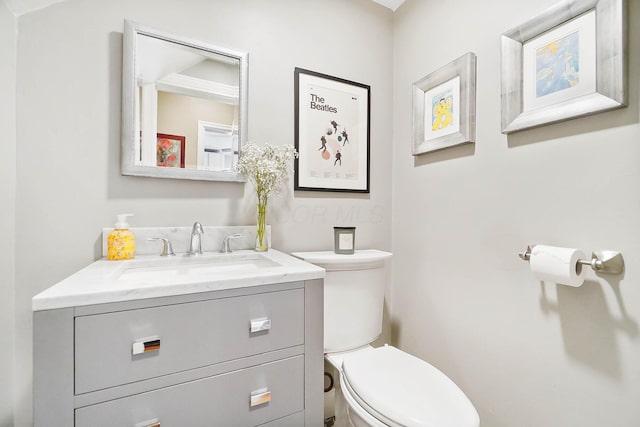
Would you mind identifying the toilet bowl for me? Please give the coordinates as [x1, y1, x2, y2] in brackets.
[292, 250, 479, 427]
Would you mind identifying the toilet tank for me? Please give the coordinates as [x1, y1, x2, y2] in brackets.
[291, 250, 392, 353]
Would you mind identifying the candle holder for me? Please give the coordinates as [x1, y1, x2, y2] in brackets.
[334, 227, 356, 255]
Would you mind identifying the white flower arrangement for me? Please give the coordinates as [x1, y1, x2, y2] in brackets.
[235, 142, 298, 250]
[236, 142, 298, 205]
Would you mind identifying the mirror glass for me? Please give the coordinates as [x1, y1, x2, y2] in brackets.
[122, 20, 248, 181]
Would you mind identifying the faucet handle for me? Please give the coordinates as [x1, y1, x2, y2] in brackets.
[220, 234, 243, 253]
[147, 237, 175, 256]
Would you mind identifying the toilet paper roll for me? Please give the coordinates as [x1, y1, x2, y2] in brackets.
[529, 245, 586, 287]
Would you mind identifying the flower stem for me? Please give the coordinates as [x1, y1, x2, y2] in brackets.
[256, 199, 268, 251]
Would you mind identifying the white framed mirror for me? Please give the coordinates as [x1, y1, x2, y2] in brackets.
[122, 20, 248, 181]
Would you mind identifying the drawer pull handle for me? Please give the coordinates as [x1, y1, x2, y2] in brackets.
[250, 318, 271, 334]
[250, 388, 272, 407]
[134, 419, 160, 427]
[132, 337, 161, 355]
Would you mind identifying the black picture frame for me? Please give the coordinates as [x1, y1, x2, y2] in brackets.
[294, 68, 370, 193]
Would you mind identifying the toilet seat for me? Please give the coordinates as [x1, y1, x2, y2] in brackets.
[338, 346, 479, 427]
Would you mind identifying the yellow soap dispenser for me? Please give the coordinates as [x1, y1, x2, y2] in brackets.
[107, 214, 135, 260]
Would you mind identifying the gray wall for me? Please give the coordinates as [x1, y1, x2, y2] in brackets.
[0, 1, 16, 426]
[392, 1, 640, 426]
[11, 0, 392, 425]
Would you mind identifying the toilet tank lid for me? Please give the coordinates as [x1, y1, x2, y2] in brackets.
[291, 250, 392, 270]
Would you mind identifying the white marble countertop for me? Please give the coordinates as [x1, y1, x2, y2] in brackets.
[32, 249, 325, 311]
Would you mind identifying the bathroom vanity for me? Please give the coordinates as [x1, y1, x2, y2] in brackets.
[32, 230, 324, 427]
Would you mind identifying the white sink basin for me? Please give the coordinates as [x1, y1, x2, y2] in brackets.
[116, 252, 281, 282]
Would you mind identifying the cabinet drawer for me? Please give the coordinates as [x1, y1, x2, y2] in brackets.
[75, 355, 304, 427]
[75, 288, 304, 394]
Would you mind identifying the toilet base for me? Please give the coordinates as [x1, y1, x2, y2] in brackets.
[324, 362, 350, 427]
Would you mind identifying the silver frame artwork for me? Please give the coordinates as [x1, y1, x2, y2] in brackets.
[501, 0, 627, 134]
[412, 52, 477, 155]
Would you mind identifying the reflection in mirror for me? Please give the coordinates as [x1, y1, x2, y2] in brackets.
[122, 20, 248, 181]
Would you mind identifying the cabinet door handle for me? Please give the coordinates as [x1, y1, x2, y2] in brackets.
[134, 419, 160, 427]
[132, 336, 161, 355]
[250, 388, 272, 407]
[249, 317, 271, 334]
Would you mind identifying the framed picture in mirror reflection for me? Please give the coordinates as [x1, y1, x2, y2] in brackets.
[156, 133, 186, 168]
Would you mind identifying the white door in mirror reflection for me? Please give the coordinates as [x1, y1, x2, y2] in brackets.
[197, 121, 238, 171]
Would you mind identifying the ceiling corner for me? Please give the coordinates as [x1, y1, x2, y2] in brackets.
[371, 0, 405, 11]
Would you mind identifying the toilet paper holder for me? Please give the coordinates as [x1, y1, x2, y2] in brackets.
[518, 245, 624, 274]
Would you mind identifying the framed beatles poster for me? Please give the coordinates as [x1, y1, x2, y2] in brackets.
[294, 68, 370, 193]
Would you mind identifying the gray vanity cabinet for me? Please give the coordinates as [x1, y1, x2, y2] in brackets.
[33, 280, 324, 426]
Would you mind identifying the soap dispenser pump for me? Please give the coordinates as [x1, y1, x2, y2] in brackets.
[107, 213, 135, 260]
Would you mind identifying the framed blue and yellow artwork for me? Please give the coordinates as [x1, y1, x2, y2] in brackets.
[412, 52, 477, 155]
[501, 0, 627, 134]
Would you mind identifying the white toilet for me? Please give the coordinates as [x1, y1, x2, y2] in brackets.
[292, 250, 479, 427]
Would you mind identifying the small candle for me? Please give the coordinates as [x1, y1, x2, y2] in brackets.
[334, 227, 356, 255]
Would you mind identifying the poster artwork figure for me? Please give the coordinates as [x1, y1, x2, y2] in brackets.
[319, 135, 331, 159]
[341, 129, 349, 146]
[334, 150, 342, 166]
[319, 136, 327, 152]
[330, 120, 339, 135]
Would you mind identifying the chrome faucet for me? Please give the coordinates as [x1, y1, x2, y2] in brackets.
[188, 222, 204, 255]
[220, 234, 242, 254]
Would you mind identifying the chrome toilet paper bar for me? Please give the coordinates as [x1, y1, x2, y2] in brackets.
[518, 245, 624, 274]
